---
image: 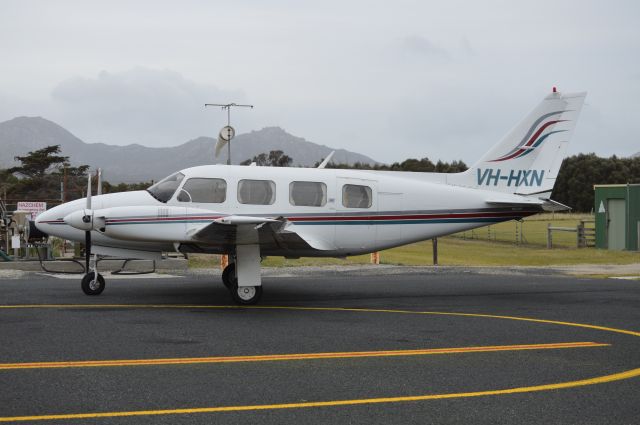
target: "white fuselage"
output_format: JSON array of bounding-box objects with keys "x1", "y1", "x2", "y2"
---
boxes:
[{"x1": 36, "y1": 165, "x2": 538, "y2": 257}]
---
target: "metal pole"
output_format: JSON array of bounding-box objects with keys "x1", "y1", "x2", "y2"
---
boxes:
[
  {"x1": 432, "y1": 238, "x2": 438, "y2": 265},
  {"x1": 227, "y1": 107, "x2": 231, "y2": 165},
  {"x1": 63, "y1": 165, "x2": 68, "y2": 203},
  {"x1": 627, "y1": 184, "x2": 630, "y2": 250}
]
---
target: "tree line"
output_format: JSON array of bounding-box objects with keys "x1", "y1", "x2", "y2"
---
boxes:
[
  {"x1": 2, "y1": 146, "x2": 639, "y2": 212},
  {"x1": 551, "y1": 153, "x2": 640, "y2": 212},
  {"x1": 0, "y1": 146, "x2": 150, "y2": 204}
]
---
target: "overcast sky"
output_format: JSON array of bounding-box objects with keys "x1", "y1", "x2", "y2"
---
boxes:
[{"x1": 1, "y1": 0, "x2": 638, "y2": 163}]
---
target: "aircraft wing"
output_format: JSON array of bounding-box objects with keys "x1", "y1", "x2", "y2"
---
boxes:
[{"x1": 188, "y1": 216, "x2": 335, "y2": 252}]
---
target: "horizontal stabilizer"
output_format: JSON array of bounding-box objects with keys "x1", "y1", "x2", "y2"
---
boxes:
[
  {"x1": 539, "y1": 198, "x2": 571, "y2": 212},
  {"x1": 486, "y1": 197, "x2": 570, "y2": 212},
  {"x1": 486, "y1": 198, "x2": 544, "y2": 206}
]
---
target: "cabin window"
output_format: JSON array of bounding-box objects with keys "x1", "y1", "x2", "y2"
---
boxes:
[
  {"x1": 177, "y1": 178, "x2": 226, "y2": 203},
  {"x1": 289, "y1": 181, "x2": 327, "y2": 207},
  {"x1": 237, "y1": 179, "x2": 276, "y2": 205},
  {"x1": 342, "y1": 184, "x2": 372, "y2": 208},
  {"x1": 146, "y1": 172, "x2": 185, "y2": 203}
]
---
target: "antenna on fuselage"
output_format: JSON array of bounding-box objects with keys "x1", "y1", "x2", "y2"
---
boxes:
[
  {"x1": 317, "y1": 151, "x2": 335, "y2": 169},
  {"x1": 204, "y1": 103, "x2": 254, "y2": 165}
]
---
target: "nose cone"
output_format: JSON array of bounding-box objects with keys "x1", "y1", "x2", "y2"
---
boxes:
[
  {"x1": 63, "y1": 210, "x2": 93, "y2": 231},
  {"x1": 34, "y1": 209, "x2": 64, "y2": 235}
]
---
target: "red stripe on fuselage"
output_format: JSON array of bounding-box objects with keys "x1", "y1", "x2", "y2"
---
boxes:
[
  {"x1": 288, "y1": 211, "x2": 538, "y2": 222},
  {"x1": 106, "y1": 216, "x2": 223, "y2": 223}
]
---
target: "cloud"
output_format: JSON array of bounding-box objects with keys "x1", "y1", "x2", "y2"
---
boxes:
[
  {"x1": 50, "y1": 68, "x2": 246, "y2": 146},
  {"x1": 398, "y1": 35, "x2": 450, "y2": 62}
]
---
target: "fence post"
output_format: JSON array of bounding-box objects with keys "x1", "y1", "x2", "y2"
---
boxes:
[
  {"x1": 577, "y1": 222, "x2": 582, "y2": 248},
  {"x1": 432, "y1": 238, "x2": 438, "y2": 265},
  {"x1": 577, "y1": 221, "x2": 585, "y2": 248},
  {"x1": 547, "y1": 223, "x2": 552, "y2": 249}
]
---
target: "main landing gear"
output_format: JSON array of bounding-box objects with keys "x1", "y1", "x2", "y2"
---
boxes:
[
  {"x1": 222, "y1": 260, "x2": 263, "y2": 305},
  {"x1": 81, "y1": 253, "x2": 105, "y2": 295}
]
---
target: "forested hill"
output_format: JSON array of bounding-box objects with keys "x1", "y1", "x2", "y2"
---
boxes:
[
  {"x1": 0, "y1": 117, "x2": 378, "y2": 183},
  {"x1": 552, "y1": 154, "x2": 640, "y2": 212}
]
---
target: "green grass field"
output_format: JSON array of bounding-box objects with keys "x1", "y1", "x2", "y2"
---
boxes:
[
  {"x1": 455, "y1": 213, "x2": 595, "y2": 247},
  {"x1": 188, "y1": 213, "x2": 638, "y2": 268}
]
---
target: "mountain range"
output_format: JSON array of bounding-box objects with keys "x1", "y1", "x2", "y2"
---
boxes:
[{"x1": 0, "y1": 117, "x2": 378, "y2": 183}]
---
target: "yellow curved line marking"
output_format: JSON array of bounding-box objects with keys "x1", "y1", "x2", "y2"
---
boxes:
[
  {"x1": 1, "y1": 368, "x2": 639, "y2": 422},
  {"x1": 0, "y1": 304, "x2": 639, "y2": 422},
  {"x1": 0, "y1": 342, "x2": 607, "y2": 370},
  {"x1": 2, "y1": 304, "x2": 639, "y2": 337}
]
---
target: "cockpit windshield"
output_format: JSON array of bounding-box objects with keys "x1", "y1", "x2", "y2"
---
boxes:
[{"x1": 146, "y1": 172, "x2": 185, "y2": 203}]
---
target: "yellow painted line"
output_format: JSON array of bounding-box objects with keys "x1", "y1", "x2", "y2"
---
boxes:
[
  {"x1": 2, "y1": 304, "x2": 639, "y2": 337},
  {"x1": 0, "y1": 341, "x2": 607, "y2": 370},
  {"x1": 1, "y1": 367, "x2": 639, "y2": 422},
  {"x1": 0, "y1": 304, "x2": 638, "y2": 422}
]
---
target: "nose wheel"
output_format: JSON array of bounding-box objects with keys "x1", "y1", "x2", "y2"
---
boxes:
[{"x1": 81, "y1": 272, "x2": 105, "y2": 295}]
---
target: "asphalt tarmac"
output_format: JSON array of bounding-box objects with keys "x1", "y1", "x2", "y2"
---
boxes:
[{"x1": 0, "y1": 268, "x2": 639, "y2": 424}]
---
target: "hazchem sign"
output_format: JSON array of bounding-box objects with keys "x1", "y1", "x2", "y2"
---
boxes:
[{"x1": 17, "y1": 202, "x2": 47, "y2": 220}]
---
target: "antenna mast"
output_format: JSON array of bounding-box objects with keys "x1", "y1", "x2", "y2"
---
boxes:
[{"x1": 205, "y1": 103, "x2": 254, "y2": 165}]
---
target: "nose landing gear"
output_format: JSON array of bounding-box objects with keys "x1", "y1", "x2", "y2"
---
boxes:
[{"x1": 81, "y1": 253, "x2": 105, "y2": 295}]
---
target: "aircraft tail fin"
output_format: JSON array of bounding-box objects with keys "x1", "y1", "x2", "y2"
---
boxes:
[{"x1": 448, "y1": 89, "x2": 586, "y2": 196}]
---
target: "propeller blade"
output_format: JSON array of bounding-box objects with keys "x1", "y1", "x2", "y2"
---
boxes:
[
  {"x1": 86, "y1": 172, "x2": 92, "y2": 210},
  {"x1": 97, "y1": 168, "x2": 102, "y2": 196},
  {"x1": 85, "y1": 228, "x2": 91, "y2": 273},
  {"x1": 84, "y1": 171, "x2": 93, "y2": 273}
]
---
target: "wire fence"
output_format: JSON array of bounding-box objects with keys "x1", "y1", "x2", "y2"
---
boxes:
[{"x1": 453, "y1": 213, "x2": 596, "y2": 248}]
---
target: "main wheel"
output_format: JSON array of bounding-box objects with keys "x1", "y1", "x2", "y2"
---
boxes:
[
  {"x1": 221, "y1": 263, "x2": 236, "y2": 289},
  {"x1": 230, "y1": 283, "x2": 263, "y2": 305},
  {"x1": 81, "y1": 272, "x2": 105, "y2": 295}
]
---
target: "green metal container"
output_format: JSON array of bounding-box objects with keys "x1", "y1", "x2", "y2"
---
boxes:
[{"x1": 594, "y1": 184, "x2": 640, "y2": 250}]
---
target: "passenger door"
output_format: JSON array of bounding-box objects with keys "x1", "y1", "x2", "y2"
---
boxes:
[{"x1": 335, "y1": 177, "x2": 377, "y2": 253}]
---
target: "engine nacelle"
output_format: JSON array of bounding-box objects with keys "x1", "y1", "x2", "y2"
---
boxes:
[{"x1": 95, "y1": 206, "x2": 221, "y2": 243}]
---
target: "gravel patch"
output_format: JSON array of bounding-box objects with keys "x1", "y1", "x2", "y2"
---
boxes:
[{"x1": 0, "y1": 270, "x2": 27, "y2": 279}]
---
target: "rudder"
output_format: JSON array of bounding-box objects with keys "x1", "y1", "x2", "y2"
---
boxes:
[{"x1": 448, "y1": 89, "x2": 587, "y2": 197}]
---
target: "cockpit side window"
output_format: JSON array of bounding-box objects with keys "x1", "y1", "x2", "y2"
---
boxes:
[
  {"x1": 177, "y1": 178, "x2": 227, "y2": 203},
  {"x1": 146, "y1": 172, "x2": 185, "y2": 203}
]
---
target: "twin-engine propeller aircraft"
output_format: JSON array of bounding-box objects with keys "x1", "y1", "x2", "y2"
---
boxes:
[{"x1": 36, "y1": 89, "x2": 586, "y2": 304}]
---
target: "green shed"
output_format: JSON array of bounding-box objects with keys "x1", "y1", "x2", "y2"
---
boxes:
[{"x1": 594, "y1": 184, "x2": 640, "y2": 251}]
